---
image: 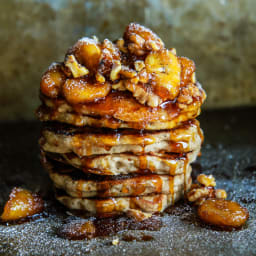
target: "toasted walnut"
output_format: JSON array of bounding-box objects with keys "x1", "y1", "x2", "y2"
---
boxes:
[
  {"x1": 40, "y1": 63, "x2": 66, "y2": 98},
  {"x1": 197, "y1": 174, "x2": 216, "y2": 187},
  {"x1": 187, "y1": 187, "x2": 210, "y2": 202},
  {"x1": 110, "y1": 60, "x2": 122, "y2": 81},
  {"x1": 120, "y1": 66, "x2": 137, "y2": 78},
  {"x1": 134, "y1": 60, "x2": 145, "y2": 72},
  {"x1": 65, "y1": 55, "x2": 89, "y2": 78},
  {"x1": 112, "y1": 81, "x2": 126, "y2": 91},
  {"x1": 124, "y1": 23, "x2": 164, "y2": 56},
  {"x1": 116, "y1": 38, "x2": 128, "y2": 53},
  {"x1": 127, "y1": 209, "x2": 152, "y2": 221},
  {"x1": 97, "y1": 39, "x2": 121, "y2": 78},
  {"x1": 177, "y1": 83, "x2": 201, "y2": 105},
  {"x1": 138, "y1": 69, "x2": 150, "y2": 83},
  {"x1": 1, "y1": 187, "x2": 44, "y2": 222},
  {"x1": 124, "y1": 80, "x2": 161, "y2": 107},
  {"x1": 215, "y1": 189, "x2": 227, "y2": 199}
]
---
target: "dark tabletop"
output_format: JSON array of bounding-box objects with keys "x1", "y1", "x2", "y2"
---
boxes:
[{"x1": 0, "y1": 107, "x2": 255, "y2": 256}]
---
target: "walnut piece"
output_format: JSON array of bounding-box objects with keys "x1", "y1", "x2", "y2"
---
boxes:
[
  {"x1": 110, "y1": 60, "x2": 122, "y2": 81},
  {"x1": 187, "y1": 187, "x2": 210, "y2": 202},
  {"x1": 65, "y1": 55, "x2": 89, "y2": 78},
  {"x1": 197, "y1": 174, "x2": 216, "y2": 187},
  {"x1": 187, "y1": 174, "x2": 227, "y2": 206}
]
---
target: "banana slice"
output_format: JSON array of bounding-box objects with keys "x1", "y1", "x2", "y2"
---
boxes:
[
  {"x1": 40, "y1": 63, "x2": 66, "y2": 98},
  {"x1": 118, "y1": 49, "x2": 181, "y2": 107},
  {"x1": 145, "y1": 49, "x2": 181, "y2": 102},
  {"x1": 62, "y1": 78, "x2": 111, "y2": 104},
  {"x1": 68, "y1": 37, "x2": 101, "y2": 73}
]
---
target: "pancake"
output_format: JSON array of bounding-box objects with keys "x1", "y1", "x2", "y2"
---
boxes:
[
  {"x1": 40, "y1": 82, "x2": 205, "y2": 127},
  {"x1": 44, "y1": 148, "x2": 199, "y2": 176},
  {"x1": 37, "y1": 104, "x2": 201, "y2": 130},
  {"x1": 55, "y1": 183, "x2": 191, "y2": 216},
  {"x1": 39, "y1": 120, "x2": 203, "y2": 157},
  {"x1": 42, "y1": 155, "x2": 192, "y2": 198}
]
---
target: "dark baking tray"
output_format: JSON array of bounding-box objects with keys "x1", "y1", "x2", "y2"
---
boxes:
[{"x1": 0, "y1": 107, "x2": 255, "y2": 256}]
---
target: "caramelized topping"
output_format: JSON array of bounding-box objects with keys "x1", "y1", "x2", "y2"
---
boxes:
[
  {"x1": 0, "y1": 187, "x2": 44, "y2": 223},
  {"x1": 198, "y1": 198, "x2": 249, "y2": 228},
  {"x1": 40, "y1": 23, "x2": 203, "y2": 108}
]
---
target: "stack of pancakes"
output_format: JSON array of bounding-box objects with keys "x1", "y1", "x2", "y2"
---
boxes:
[{"x1": 37, "y1": 23, "x2": 206, "y2": 219}]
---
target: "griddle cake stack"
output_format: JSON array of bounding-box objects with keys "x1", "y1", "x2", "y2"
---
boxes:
[{"x1": 37, "y1": 23, "x2": 206, "y2": 219}]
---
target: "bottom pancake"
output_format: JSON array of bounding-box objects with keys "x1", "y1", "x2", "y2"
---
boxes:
[
  {"x1": 56, "y1": 182, "x2": 191, "y2": 216},
  {"x1": 42, "y1": 155, "x2": 192, "y2": 198}
]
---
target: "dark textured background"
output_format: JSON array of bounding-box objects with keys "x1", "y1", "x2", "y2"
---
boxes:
[{"x1": 0, "y1": 0, "x2": 256, "y2": 120}]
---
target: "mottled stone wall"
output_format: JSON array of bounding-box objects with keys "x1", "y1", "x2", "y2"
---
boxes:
[{"x1": 0, "y1": 0, "x2": 256, "y2": 120}]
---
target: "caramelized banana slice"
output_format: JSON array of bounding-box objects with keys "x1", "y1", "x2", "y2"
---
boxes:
[
  {"x1": 62, "y1": 78, "x2": 111, "y2": 104},
  {"x1": 1, "y1": 187, "x2": 44, "y2": 222},
  {"x1": 145, "y1": 49, "x2": 181, "y2": 102},
  {"x1": 40, "y1": 63, "x2": 66, "y2": 98},
  {"x1": 68, "y1": 37, "x2": 101, "y2": 73},
  {"x1": 198, "y1": 198, "x2": 249, "y2": 228},
  {"x1": 124, "y1": 23, "x2": 164, "y2": 55}
]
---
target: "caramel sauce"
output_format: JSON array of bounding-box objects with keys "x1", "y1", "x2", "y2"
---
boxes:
[
  {"x1": 57, "y1": 215, "x2": 161, "y2": 240},
  {"x1": 170, "y1": 141, "x2": 189, "y2": 152},
  {"x1": 139, "y1": 155, "x2": 147, "y2": 170}
]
